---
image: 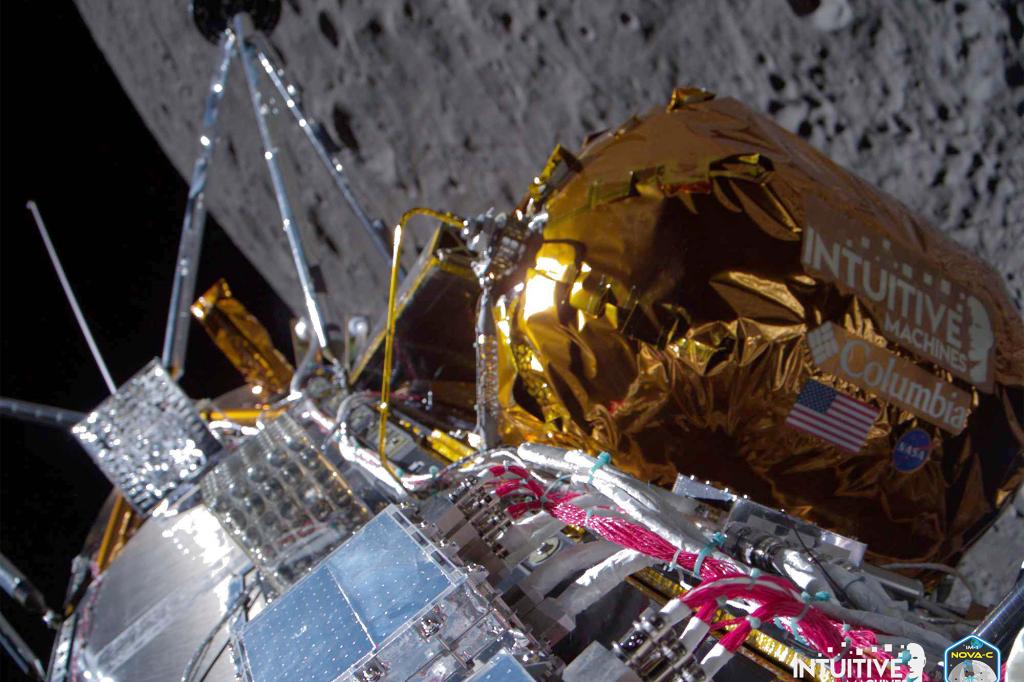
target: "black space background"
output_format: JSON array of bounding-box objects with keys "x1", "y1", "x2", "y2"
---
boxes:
[{"x1": 1, "y1": 2, "x2": 293, "y2": 676}]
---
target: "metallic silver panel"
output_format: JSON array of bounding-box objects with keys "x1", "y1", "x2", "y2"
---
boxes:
[
  {"x1": 72, "y1": 360, "x2": 222, "y2": 514},
  {"x1": 725, "y1": 498, "x2": 867, "y2": 567},
  {"x1": 465, "y1": 652, "x2": 535, "y2": 682},
  {"x1": 73, "y1": 505, "x2": 249, "y2": 681},
  {"x1": 240, "y1": 508, "x2": 463, "y2": 682}
]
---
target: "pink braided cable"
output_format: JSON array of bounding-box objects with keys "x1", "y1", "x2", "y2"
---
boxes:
[{"x1": 485, "y1": 465, "x2": 901, "y2": 680}]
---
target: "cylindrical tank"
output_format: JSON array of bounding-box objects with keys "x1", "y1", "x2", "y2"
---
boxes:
[{"x1": 495, "y1": 88, "x2": 1024, "y2": 565}]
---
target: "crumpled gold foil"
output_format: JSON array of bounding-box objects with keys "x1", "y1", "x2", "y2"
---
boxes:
[
  {"x1": 191, "y1": 279, "x2": 294, "y2": 396},
  {"x1": 496, "y1": 88, "x2": 1024, "y2": 565}
]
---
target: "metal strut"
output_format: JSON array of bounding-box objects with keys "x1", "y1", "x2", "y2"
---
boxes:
[
  {"x1": 27, "y1": 201, "x2": 117, "y2": 395},
  {"x1": 0, "y1": 613, "x2": 45, "y2": 680},
  {"x1": 249, "y1": 33, "x2": 395, "y2": 270},
  {"x1": 234, "y1": 14, "x2": 330, "y2": 351},
  {"x1": 160, "y1": 30, "x2": 237, "y2": 380},
  {"x1": 0, "y1": 397, "x2": 85, "y2": 429},
  {"x1": 162, "y1": 5, "x2": 389, "y2": 370}
]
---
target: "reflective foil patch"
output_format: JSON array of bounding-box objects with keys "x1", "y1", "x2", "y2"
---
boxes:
[{"x1": 494, "y1": 92, "x2": 1024, "y2": 565}]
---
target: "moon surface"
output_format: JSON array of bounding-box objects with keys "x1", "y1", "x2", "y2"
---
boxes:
[{"x1": 73, "y1": 0, "x2": 1023, "y2": 324}]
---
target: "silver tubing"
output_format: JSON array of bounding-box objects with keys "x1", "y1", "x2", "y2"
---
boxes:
[
  {"x1": 289, "y1": 335, "x2": 319, "y2": 396},
  {"x1": 250, "y1": 36, "x2": 393, "y2": 268},
  {"x1": 0, "y1": 612, "x2": 44, "y2": 680},
  {"x1": 474, "y1": 283, "x2": 500, "y2": 449},
  {"x1": 0, "y1": 553, "x2": 57, "y2": 627},
  {"x1": 234, "y1": 15, "x2": 329, "y2": 350},
  {"x1": 973, "y1": 576, "x2": 1024, "y2": 660},
  {"x1": 0, "y1": 397, "x2": 85, "y2": 429},
  {"x1": 26, "y1": 201, "x2": 117, "y2": 395},
  {"x1": 161, "y1": 30, "x2": 237, "y2": 379}
]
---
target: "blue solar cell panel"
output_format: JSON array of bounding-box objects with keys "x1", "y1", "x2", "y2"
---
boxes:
[
  {"x1": 323, "y1": 512, "x2": 454, "y2": 644},
  {"x1": 241, "y1": 509, "x2": 463, "y2": 682},
  {"x1": 466, "y1": 652, "x2": 535, "y2": 682},
  {"x1": 243, "y1": 567, "x2": 372, "y2": 682}
]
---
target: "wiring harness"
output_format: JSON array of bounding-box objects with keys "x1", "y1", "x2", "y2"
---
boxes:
[{"x1": 483, "y1": 462, "x2": 914, "y2": 682}]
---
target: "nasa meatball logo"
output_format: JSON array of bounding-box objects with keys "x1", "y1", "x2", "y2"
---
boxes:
[
  {"x1": 892, "y1": 429, "x2": 932, "y2": 473},
  {"x1": 945, "y1": 635, "x2": 1001, "y2": 682}
]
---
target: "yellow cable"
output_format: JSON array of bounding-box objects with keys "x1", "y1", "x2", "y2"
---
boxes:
[
  {"x1": 397, "y1": 207, "x2": 465, "y2": 231},
  {"x1": 378, "y1": 208, "x2": 466, "y2": 484},
  {"x1": 96, "y1": 495, "x2": 128, "y2": 572}
]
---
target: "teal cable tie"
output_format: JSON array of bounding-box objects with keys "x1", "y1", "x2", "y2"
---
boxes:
[
  {"x1": 588, "y1": 452, "x2": 611, "y2": 485},
  {"x1": 693, "y1": 532, "x2": 725, "y2": 578},
  {"x1": 540, "y1": 474, "x2": 570, "y2": 506},
  {"x1": 667, "y1": 547, "x2": 683, "y2": 572},
  {"x1": 790, "y1": 589, "x2": 827, "y2": 636}
]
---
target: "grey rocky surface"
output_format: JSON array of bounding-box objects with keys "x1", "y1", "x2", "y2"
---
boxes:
[
  {"x1": 952, "y1": 485, "x2": 1023, "y2": 608},
  {"x1": 74, "y1": 0, "x2": 1023, "y2": 323},
  {"x1": 74, "y1": 0, "x2": 1022, "y2": 604}
]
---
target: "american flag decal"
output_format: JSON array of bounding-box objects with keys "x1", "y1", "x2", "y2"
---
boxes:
[{"x1": 785, "y1": 380, "x2": 879, "y2": 452}]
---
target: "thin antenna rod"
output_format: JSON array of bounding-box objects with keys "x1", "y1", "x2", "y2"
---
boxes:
[{"x1": 26, "y1": 201, "x2": 117, "y2": 394}]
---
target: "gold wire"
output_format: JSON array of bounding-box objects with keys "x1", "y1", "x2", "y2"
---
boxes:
[
  {"x1": 377, "y1": 208, "x2": 466, "y2": 484},
  {"x1": 95, "y1": 495, "x2": 129, "y2": 572}
]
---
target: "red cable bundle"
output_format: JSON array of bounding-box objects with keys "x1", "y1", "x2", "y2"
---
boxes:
[
  {"x1": 485, "y1": 465, "x2": 738, "y2": 581},
  {"x1": 484, "y1": 465, "x2": 901, "y2": 681}
]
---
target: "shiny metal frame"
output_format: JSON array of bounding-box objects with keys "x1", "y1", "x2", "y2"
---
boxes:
[
  {"x1": 0, "y1": 396, "x2": 85, "y2": 429},
  {"x1": 234, "y1": 15, "x2": 329, "y2": 351},
  {"x1": 161, "y1": 31, "x2": 236, "y2": 379},
  {"x1": 249, "y1": 34, "x2": 393, "y2": 268},
  {"x1": 161, "y1": 15, "x2": 392, "y2": 371},
  {"x1": 1, "y1": 612, "x2": 45, "y2": 680}
]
